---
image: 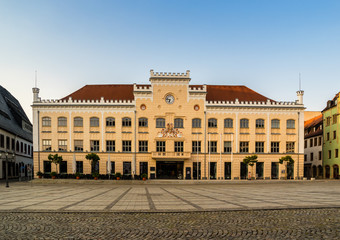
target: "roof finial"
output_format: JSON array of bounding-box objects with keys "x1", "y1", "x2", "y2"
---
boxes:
[{"x1": 35, "y1": 70, "x2": 37, "y2": 88}]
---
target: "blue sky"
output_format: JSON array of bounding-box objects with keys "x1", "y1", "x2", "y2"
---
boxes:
[{"x1": 1, "y1": 0, "x2": 340, "y2": 120}]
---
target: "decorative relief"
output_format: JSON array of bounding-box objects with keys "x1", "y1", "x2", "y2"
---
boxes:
[{"x1": 157, "y1": 123, "x2": 182, "y2": 138}]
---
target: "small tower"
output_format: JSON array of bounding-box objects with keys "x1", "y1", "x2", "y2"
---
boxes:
[
  {"x1": 32, "y1": 87, "x2": 40, "y2": 102},
  {"x1": 296, "y1": 90, "x2": 304, "y2": 104}
]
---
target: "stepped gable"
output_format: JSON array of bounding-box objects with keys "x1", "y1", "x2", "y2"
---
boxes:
[
  {"x1": 61, "y1": 84, "x2": 135, "y2": 101},
  {"x1": 192, "y1": 85, "x2": 275, "y2": 103},
  {"x1": 62, "y1": 84, "x2": 275, "y2": 102}
]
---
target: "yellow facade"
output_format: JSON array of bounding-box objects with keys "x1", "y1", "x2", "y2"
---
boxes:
[{"x1": 32, "y1": 70, "x2": 304, "y2": 180}]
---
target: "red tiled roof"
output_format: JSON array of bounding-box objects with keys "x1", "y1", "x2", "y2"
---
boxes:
[
  {"x1": 304, "y1": 114, "x2": 323, "y2": 129},
  {"x1": 61, "y1": 84, "x2": 275, "y2": 102}
]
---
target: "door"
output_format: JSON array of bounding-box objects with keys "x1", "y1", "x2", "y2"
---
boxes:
[
  {"x1": 193, "y1": 162, "x2": 201, "y2": 180},
  {"x1": 287, "y1": 162, "x2": 294, "y2": 179},
  {"x1": 185, "y1": 167, "x2": 191, "y2": 180},
  {"x1": 240, "y1": 162, "x2": 248, "y2": 179},
  {"x1": 210, "y1": 162, "x2": 216, "y2": 179},
  {"x1": 140, "y1": 162, "x2": 148, "y2": 175},
  {"x1": 256, "y1": 162, "x2": 263, "y2": 179},
  {"x1": 271, "y1": 162, "x2": 279, "y2": 179},
  {"x1": 224, "y1": 162, "x2": 231, "y2": 180}
]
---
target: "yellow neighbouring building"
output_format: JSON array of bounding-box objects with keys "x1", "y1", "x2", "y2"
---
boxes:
[{"x1": 32, "y1": 70, "x2": 305, "y2": 180}]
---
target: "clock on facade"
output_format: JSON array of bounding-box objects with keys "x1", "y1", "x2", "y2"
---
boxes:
[{"x1": 165, "y1": 94, "x2": 175, "y2": 104}]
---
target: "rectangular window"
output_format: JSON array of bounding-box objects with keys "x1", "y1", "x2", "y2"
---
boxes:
[
  {"x1": 327, "y1": 132, "x2": 330, "y2": 141},
  {"x1": 58, "y1": 140, "x2": 67, "y2": 151},
  {"x1": 0, "y1": 134, "x2": 4, "y2": 148},
  {"x1": 90, "y1": 118, "x2": 99, "y2": 127},
  {"x1": 76, "y1": 161, "x2": 83, "y2": 173},
  {"x1": 42, "y1": 139, "x2": 52, "y2": 151},
  {"x1": 319, "y1": 151, "x2": 322, "y2": 160},
  {"x1": 239, "y1": 142, "x2": 249, "y2": 153},
  {"x1": 318, "y1": 137, "x2": 322, "y2": 146},
  {"x1": 271, "y1": 142, "x2": 280, "y2": 153},
  {"x1": 139, "y1": 141, "x2": 148, "y2": 152},
  {"x1": 90, "y1": 140, "x2": 100, "y2": 152},
  {"x1": 58, "y1": 117, "x2": 67, "y2": 127},
  {"x1": 326, "y1": 117, "x2": 331, "y2": 126},
  {"x1": 286, "y1": 142, "x2": 295, "y2": 153},
  {"x1": 224, "y1": 141, "x2": 232, "y2": 153},
  {"x1": 109, "y1": 162, "x2": 115, "y2": 174},
  {"x1": 122, "y1": 140, "x2": 131, "y2": 152},
  {"x1": 174, "y1": 141, "x2": 184, "y2": 152},
  {"x1": 333, "y1": 114, "x2": 337, "y2": 124},
  {"x1": 59, "y1": 161, "x2": 67, "y2": 174},
  {"x1": 42, "y1": 117, "x2": 51, "y2": 127},
  {"x1": 106, "y1": 140, "x2": 115, "y2": 152},
  {"x1": 123, "y1": 162, "x2": 131, "y2": 175},
  {"x1": 334, "y1": 131, "x2": 337, "y2": 139},
  {"x1": 11, "y1": 138, "x2": 15, "y2": 151},
  {"x1": 314, "y1": 138, "x2": 317, "y2": 147},
  {"x1": 122, "y1": 118, "x2": 132, "y2": 127},
  {"x1": 304, "y1": 140, "x2": 307, "y2": 148},
  {"x1": 74, "y1": 118, "x2": 83, "y2": 127},
  {"x1": 192, "y1": 119, "x2": 201, "y2": 128},
  {"x1": 304, "y1": 154, "x2": 307, "y2": 161},
  {"x1": 255, "y1": 142, "x2": 264, "y2": 153},
  {"x1": 43, "y1": 160, "x2": 51, "y2": 173},
  {"x1": 310, "y1": 152, "x2": 313, "y2": 161},
  {"x1": 309, "y1": 139, "x2": 313, "y2": 147},
  {"x1": 192, "y1": 141, "x2": 201, "y2": 153},
  {"x1": 336, "y1": 149, "x2": 339, "y2": 158},
  {"x1": 6, "y1": 136, "x2": 10, "y2": 149},
  {"x1": 208, "y1": 141, "x2": 217, "y2": 153},
  {"x1": 138, "y1": 118, "x2": 148, "y2": 127},
  {"x1": 156, "y1": 141, "x2": 166, "y2": 152},
  {"x1": 74, "y1": 140, "x2": 83, "y2": 152},
  {"x1": 328, "y1": 150, "x2": 332, "y2": 159},
  {"x1": 106, "y1": 118, "x2": 115, "y2": 127}
]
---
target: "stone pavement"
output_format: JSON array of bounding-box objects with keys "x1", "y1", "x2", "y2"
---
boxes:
[
  {"x1": 0, "y1": 180, "x2": 340, "y2": 212},
  {"x1": 0, "y1": 208, "x2": 339, "y2": 239},
  {"x1": 1, "y1": 180, "x2": 340, "y2": 239}
]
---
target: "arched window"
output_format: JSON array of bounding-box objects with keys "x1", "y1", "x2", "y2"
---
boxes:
[
  {"x1": 224, "y1": 118, "x2": 233, "y2": 128},
  {"x1": 106, "y1": 117, "x2": 115, "y2": 127},
  {"x1": 174, "y1": 118, "x2": 183, "y2": 128},
  {"x1": 156, "y1": 118, "x2": 165, "y2": 128},
  {"x1": 256, "y1": 119, "x2": 265, "y2": 128},
  {"x1": 208, "y1": 118, "x2": 217, "y2": 128},
  {"x1": 74, "y1": 117, "x2": 83, "y2": 127},
  {"x1": 58, "y1": 117, "x2": 67, "y2": 127},
  {"x1": 90, "y1": 117, "x2": 99, "y2": 127},
  {"x1": 139, "y1": 117, "x2": 148, "y2": 127},
  {"x1": 240, "y1": 119, "x2": 249, "y2": 128},
  {"x1": 287, "y1": 119, "x2": 295, "y2": 129},
  {"x1": 271, "y1": 119, "x2": 280, "y2": 129},
  {"x1": 192, "y1": 118, "x2": 201, "y2": 128},
  {"x1": 42, "y1": 117, "x2": 51, "y2": 127},
  {"x1": 122, "y1": 117, "x2": 132, "y2": 127}
]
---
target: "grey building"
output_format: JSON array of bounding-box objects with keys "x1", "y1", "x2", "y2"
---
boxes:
[{"x1": 0, "y1": 85, "x2": 33, "y2": 180}]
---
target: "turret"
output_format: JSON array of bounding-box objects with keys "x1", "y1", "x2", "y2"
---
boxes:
[
  {"x1": 296, "y1": 90, "x2": 304, "y2": 104},
  {"x1": 32, "y1": 87, "x2": 40, "y2": 102}
]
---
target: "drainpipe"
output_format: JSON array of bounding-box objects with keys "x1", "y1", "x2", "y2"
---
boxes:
[
  {"x1": 204, "y1": 111, "x2": 207, "y2": 179},
  {"x1": 133, "y1": 110, "x2": 137, "y2": 179}
]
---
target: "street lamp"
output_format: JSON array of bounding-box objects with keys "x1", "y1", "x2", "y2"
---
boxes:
[{"x1": 0, "y1": 152, "x2": 15, "y2": 188}]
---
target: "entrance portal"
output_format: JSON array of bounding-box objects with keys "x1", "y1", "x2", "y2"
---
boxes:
[{"x1": 156, "y1": 161, "x2": 184, "y2": 179}]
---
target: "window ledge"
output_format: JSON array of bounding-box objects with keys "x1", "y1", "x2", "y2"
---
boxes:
[
  {"x1": 57, "y1": 131, "x2": 67, "y2": 133},
  {"x1": 74, "y1": 131, "x2": 83, "y2": 133},
  {"x1": 106, "y1": 131, "x2": 115, "y2": 133},
  {"x1": 90, "y1": 131, "x2": 100, "y2": 133},
  {"x1": 42, "y1": 131, "x2": 51, "y2": 133}
]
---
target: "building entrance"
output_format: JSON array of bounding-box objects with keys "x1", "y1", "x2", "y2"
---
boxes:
[{"x1": 156, "y1": 161, "x2": 184, "y2": 179}]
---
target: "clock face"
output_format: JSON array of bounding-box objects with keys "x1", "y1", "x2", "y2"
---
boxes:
[{"x1": 165, "y1": 95, "x2": 175, "y2": 104}]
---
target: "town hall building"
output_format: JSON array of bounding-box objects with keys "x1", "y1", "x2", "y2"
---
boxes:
[{"x1": 32, "y1": 70, "x2": 305, "y2": 180}]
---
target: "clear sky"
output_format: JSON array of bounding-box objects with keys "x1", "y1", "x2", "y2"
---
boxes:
[{"x1": 1, "y1": 0, "x2": 339, "y2": 121}]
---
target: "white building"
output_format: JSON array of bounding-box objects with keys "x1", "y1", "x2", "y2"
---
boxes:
[{"x1": 304, "y1": 114, "x2": 323, "y2": 179}]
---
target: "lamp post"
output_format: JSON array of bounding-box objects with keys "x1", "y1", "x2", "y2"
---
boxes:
[{"x1": 0, "y1": 152, "x2": 15, "y2": 188}]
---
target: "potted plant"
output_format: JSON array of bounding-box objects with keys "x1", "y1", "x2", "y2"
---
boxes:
[
  {"x1": 50, "y1": 171, "x2": 57, "y2": 179},
  {"x1": 141, "y1": 173, "x2": 148, "y2": 181},
  {"x1": 92, "y1": 172, "x2": 99, "y2": 180},
  {"x1": 37, "y1": 171, "x2": 43, "y2": 179},
  {"x1": 115, "y1": 172, "x2": 121, "y2": 180},
  {"x1": 75, "y1": 172, "x2": 82, "y2": 180}
]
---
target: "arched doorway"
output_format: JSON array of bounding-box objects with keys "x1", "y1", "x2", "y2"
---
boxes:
[
  {"x1": 333, "y1": 165, "x2": 339, "y2": 179},
  {"x1": 325, "y1": 165, "x2": 330, "y2": 179},
  {"x1": 318, "y1": 165, "x2": 323, "y2": 178},
  {"x1": 312, "y1": 166, "x2": 317, "y2": 178}
]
